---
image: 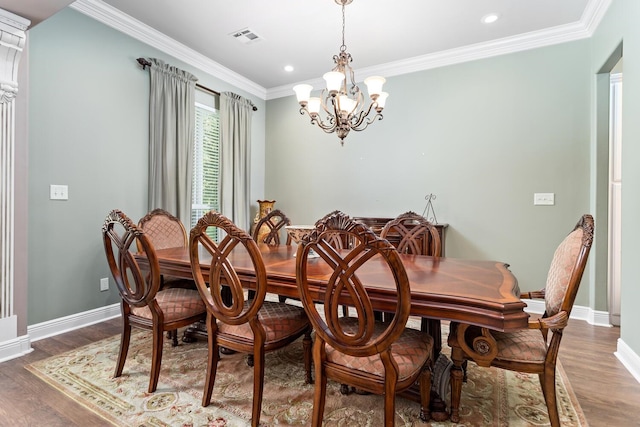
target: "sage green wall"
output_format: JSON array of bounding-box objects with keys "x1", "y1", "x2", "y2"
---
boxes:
[
  {"x1": 266, "y1": 40, "x2": 592, "y2": 304},
  {"x1": 27, "y1": 8, "x2": 266, "y2": 324},
  {"x1": 591, "y1": 0, "x2": 640, "y2": 354}
]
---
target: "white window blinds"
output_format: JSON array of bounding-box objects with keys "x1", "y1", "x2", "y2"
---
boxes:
[{"x1": 191, "y1": 102, "x2": 220, "y2": 237}]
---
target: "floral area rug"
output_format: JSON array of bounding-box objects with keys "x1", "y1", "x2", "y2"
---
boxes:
[{"x1": 26, "y1": 320, "x2": 588, "y2": 427}]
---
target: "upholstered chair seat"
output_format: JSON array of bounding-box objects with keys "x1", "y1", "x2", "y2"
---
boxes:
[
  {"x1": 491, "y1": 329, "x2": 548, "y2": 363},
  {"x1": 218, "y1": 301, "x2": 310, "y2": 343},
  {"x1": 325, "y1": 317, "x2": 434, "y2": 380},
  {"x1": 130, "y1": 287, "x2": 206, "y2": 322}
]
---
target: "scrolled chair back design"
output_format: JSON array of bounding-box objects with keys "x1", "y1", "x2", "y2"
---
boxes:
[
  {"x1": 103, "y1": 209, "x2": 160, "y2": 307},
  {"x1": 189, "y1": 210, "x2": 267, "y2": 324},
  {"x1": 298, "y1": 210, "x2": 411, "y2": 357},
  {"x1": 252, "y1": 208, "x2": 292, "y2": 246},
  {"x1": 380, "y1": 210, "x2": 441, "y2": 256}
]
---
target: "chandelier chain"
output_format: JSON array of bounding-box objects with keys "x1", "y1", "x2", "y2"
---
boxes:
[{"x1": 340, "y1": 3, "x2": 346, "y2": 52}]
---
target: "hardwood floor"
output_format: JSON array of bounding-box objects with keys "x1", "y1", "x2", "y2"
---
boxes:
[{"x1": 0, "y1": 317, "x2": 638, "y2": 426}]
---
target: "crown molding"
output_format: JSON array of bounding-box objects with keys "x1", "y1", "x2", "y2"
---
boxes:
[
  {"x1": 0, "y1": 8, "x2": 30, "y2": 31},
  {"x1": 69, "y1": 0, "x2": 611, "y2": 102},
  {"x1": 267, "y1": 0, "x2": 613, "y2": 100},
  {"x1": 70, "y1": 0, "x2": 267, "y2": 100}
]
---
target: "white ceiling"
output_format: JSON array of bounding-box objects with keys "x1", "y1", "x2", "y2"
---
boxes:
[{"x1": 0, "y1": 0, "x2": 610, "y2": 97}]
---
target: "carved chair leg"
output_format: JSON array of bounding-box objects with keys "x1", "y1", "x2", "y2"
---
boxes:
[
  {"x1": 202, "y1": 317, "x2": 219, "y2": 407},
  {"x1": 251, "y1": 347, "x2": 266, "y2": 427},
  {"x1": 114, "y1": 323, "x2": 131, "y2": 378},
  {"x1": 419, "y1": 366, "x2": 432, "y2": 422},
  {"x1": 541, "y1": 369, "x2": 560, "y2": 427},
  {"x1": 303, "y1": 330, "x2": 313, "y2": 384},
  {"x1": 314, "y1": 373, "x2": 328, "y2": 427},
  {"x1": 339, "y1": 384, "x2": 353, "y2": 395},
  {"x1": 148, "y1": 325, "x2": 164, "y2": 393},
  {"x1": 167, "y1": 329, "x2": 178, "y2": 347}
]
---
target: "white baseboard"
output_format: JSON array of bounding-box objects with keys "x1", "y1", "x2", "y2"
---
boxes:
[
  {"x1": 524, "y1": 299, "x2": 640, "y2": 385},
  {"x1": 0, "y1": 303, "x2": 121, "y2": 363},
  {"x1": 615, "y1": 338, "x2": 640, "y2": 384},
  {"x1": 522, "y1": 299, "x2": 612, "y2": 327},
  {"x1": 0, "y1": 334, "x2": 33, "y2": 363},
  {"x1": 27, "y1": 303, "x2": 121, "y2": 342}
]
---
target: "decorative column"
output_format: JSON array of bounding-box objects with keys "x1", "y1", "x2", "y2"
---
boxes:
[{"x1": 0, "y1": 8, "x2": 29, "y2": 344}]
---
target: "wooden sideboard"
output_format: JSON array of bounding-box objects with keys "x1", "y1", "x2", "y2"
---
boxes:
[{"x1": 353, "y1": 216, "x2": 448, "y2": 255}]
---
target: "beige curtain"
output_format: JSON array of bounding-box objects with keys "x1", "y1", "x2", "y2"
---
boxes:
[
  {"x1": 220, "y1": 92, "x2": 254, "y2": 231},
  {"x1": 147, "y1": 58, "x2": 197, "y2": 228}
]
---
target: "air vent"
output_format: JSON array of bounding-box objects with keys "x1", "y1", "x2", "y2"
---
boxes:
[{"x1": 229, "y1": 28, "x2": 263, "y2": 44}]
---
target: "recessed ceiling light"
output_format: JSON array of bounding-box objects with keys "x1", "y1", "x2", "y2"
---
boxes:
[
  {"x1": 482, "y1": 13, "x2": 499, "y2": 24},
  {"x1": 284, "y1": 65, "x2": 294, "y2": 72}
]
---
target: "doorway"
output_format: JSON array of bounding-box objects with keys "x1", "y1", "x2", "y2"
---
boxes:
[{"x1": 608, "y1": 61, "x2": 623, "y2": 326}]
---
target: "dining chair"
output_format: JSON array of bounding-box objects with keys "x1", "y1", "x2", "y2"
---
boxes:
[
  {"x1": 189, "y1": 210, "x2": 312, "y2": 427},
  {"x1": 380, "y1": 211, "x2": 443, "y2": 345},
  {"x1": 252, "y1": 208, "x2": 292, "y2": 246},
  {"x1": 137, "y1": 208, "x2": 197, "y2": 345},
  {"x1": 451, "y1": 214, "x2": 594, "y2": 427},
  {"x1": 380, "y1": 211, "x2": 441, "y2": 256},
  {"x1": 250, "y1": 208, "x2": 291, "y2": 303},
  {"x1": 296, "y1": 210, "x2": 434, "y2": 427},
  {"x1": 102, "y1": 209, "x2": 206, "y2": 393}
]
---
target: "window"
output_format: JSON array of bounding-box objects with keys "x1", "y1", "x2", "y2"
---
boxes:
[{"x1": 191, "y1": 102, "x2": 220, "y2": 238}]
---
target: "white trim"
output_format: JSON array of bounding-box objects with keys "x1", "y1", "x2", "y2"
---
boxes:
[
  {"x1": 267, "y1": 0, "x2": 613, "y2": 99},
  {"x1": 0, "y1": 315, "x2": 17, "y2": 341},
  {"x1": 522, "y1": 299, "x2": 612, "y2": 327},
  {"x1": 0, "y1": 303, "x2": 121, "y2": 363},
  {"x1": 69, "y1": 0, "x2": 267, "y2": 100},
  {"x1": 0, "y1": 333, "x2": 32, "y2": 363},
  {"x1": 27, "y1": 303, "x2": 121, "y2": 342},
  {"x1": 616, "y1": 338, "x2": 640, "y2": 385},
  {"x1": 69, "y1": 0, "x2": 612, "y2": 101}
]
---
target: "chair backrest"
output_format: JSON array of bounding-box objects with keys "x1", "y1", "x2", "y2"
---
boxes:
[
  {"x1": 380, "y1": 211, "x2": 441, "y2": 256},
  {"x1": 252, "y1": 208, "x2": 292, "y2": 246},
  {"x1": 544, "y1": 214, "x2": 594, "y2": 318},
  {"x1": 296, "y1": 211, "x2": 411, "y2": 358},
  {"x1": 190, "y1": 210, "x2": 267, "y2": 324},
  {"x1": 103, "y1": 209, "x2": 161, "y2": 309},
  {"x1": 137, "y1": 208, "x2": 188, "y2": 252}
]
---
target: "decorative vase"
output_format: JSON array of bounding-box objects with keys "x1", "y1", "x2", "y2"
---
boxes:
[{"x1": 254, "y1": 199, "x2": 276, "y2": 242}]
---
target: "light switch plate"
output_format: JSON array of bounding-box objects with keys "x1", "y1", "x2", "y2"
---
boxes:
[{"x1": 534, "y1": 193, "x2": 555, "y2": 206}]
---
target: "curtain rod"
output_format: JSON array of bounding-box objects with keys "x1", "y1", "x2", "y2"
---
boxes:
[{"x1": 136, "y1": 58, "x2": 258, "y2": 111}]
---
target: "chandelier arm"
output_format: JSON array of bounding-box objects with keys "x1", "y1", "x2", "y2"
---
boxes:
[
  {"x1": 349, "y1": 99, "x2": 377, "y2": 129},
  {"x1": 313, "y1": 119, "x2": 338, "y2": 133},
  {"x1": 299, "y1": 105, "x2": 338, "y2": 132},
  {"x1": 351, "y1": 113, "x2": 383, "y2": 132},
  {"x1": 311, "y1": 113, "x2": 338, "y2": 133}
]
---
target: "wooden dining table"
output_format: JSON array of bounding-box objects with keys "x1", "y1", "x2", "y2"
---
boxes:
[{"x1": 136, "y1": 243, "x2": 529, "y2": 422}]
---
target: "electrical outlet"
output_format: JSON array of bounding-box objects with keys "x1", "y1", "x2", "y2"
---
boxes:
[
  {"x1": 50, "y1": 184, "x2": 69, "y2": 200},
  {"x1": 100, "y1": 277, "x2": 109, "y2": 292},
  {"x1": 533, "y1": 193, "x2": 555, "y2": 206}
]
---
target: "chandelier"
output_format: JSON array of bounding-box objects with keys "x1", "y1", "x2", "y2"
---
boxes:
[{"x1": 293, "y1": 0, "x2": 388, "y2": 145}]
